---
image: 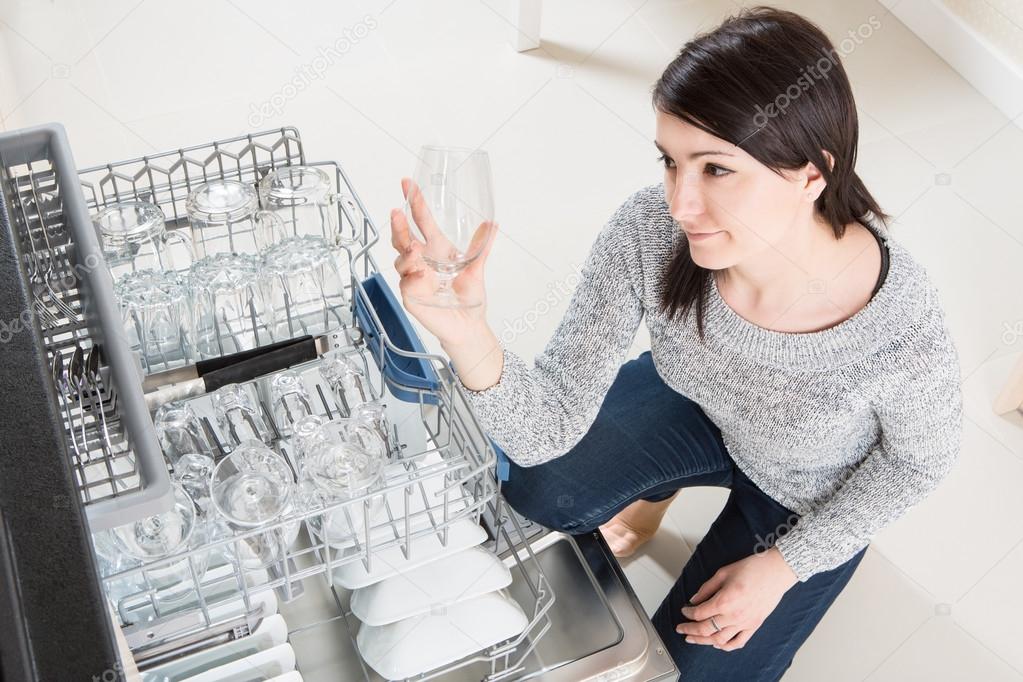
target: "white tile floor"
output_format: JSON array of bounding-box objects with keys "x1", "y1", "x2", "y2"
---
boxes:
[{"x1": 3, "y1": 0, "x2": 1021, "y2": 679}]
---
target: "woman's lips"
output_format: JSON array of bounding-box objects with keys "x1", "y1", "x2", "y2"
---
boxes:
[{"x1": 686, "y1": 230, "x2": 722, "y2": 241}]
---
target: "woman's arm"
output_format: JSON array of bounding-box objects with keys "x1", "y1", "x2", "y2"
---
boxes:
[
  {"x1": 448, "y1": 189, "x2": 651, "y2": 467},
  {"x1": 774, "y1": 302, "x2": 964, "y2": 582}
]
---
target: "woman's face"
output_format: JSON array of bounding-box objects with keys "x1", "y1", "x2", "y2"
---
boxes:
[{"x1": 655, "y1": 109, "x2": 820, "y2": 270}]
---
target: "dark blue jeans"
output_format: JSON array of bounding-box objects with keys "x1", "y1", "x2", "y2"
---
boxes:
[{"x1": 500, "y1": 350, "x2": 866, "y2": 681}]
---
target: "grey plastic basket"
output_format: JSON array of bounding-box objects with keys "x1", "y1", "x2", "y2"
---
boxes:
[{"x1": 0, "y1": 123, "x2": 173, "y2": 531}]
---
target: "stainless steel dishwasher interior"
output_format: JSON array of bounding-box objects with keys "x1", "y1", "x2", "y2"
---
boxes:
[{"x1": 279, "y1": 526, "x2": 678, "y2": 681}]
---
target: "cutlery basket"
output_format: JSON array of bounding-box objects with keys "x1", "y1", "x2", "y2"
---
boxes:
[{"x1": 0, "y1": 123, "x2": 173, "y2": 531}]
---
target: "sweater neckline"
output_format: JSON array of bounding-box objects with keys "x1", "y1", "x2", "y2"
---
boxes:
[{"x1": 701, "y1": 225, "x2": 926, "y2": 370}]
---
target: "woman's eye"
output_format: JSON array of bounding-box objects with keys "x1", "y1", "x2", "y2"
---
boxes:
[
  {"x1": 656, "y1": 155, "x2": 731, "y2": 176},
  {"x1": 705, "y1": 163, "x2": 732, "y2": 177}
]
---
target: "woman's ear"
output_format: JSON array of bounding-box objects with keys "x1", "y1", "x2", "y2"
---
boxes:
[{"x1": 799, "y1": 150, "x2": 833, "y2": 201}]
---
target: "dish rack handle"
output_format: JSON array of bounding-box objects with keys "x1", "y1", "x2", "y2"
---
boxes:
[{"x1": 353, "y1": 272, "x2": 511, "y2": 481}]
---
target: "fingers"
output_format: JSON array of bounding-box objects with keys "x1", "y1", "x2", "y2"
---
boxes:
[
  {"x1": 397, "y1": 266, "x2": 427, "y2": 296},
  {"x1": 717, "y1": 629, "x2": 754, "y2": 652},
  {"x1": 393, "y1": 241, "x2": 425, "y2": 276},
  {"x1": 684, "y1": 571, "x2": 728, "y2": 620},
  {"x1": 676, "y1": 617, "x2": 727, "y2": 638},
  {"x1": 681, "y1": 624, "x2": 742, "y2": 648},
  {"x1": 401, "y1": 177, "x2": 442, "y2": 240},
  {"x1": 390, "y1": 207, "x2": 412, "y2": 252}
]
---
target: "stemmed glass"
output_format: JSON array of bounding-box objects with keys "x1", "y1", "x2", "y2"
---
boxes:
[
  {"x1": 302, "y1": 420, "x2": 386, "y2": 548},
  {"x1": 402, "y1": 146, "x2": 496, "y2": 309},
  {"x1": 211, "y1": 441, "x2": 298, "y2": 571},
  {"x1": 103, "y1": 483, "x2": 211, "y2": 607}
]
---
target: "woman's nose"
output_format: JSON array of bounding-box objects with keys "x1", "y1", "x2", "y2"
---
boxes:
[{"x1": 670, "y1": 171, "x2": 705, "y2": 222}]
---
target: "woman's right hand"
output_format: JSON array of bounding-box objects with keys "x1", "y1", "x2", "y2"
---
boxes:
[{"x1": 390, "y1": 177, "x2": 499, "y2": 347}]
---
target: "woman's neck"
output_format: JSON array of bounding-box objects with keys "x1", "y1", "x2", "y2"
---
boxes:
[{"x1": 714, "y1": 216, "x2": 877, "y2": 333}]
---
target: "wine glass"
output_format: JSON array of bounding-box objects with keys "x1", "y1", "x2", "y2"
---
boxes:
[
  {"x1": 105, "y1": 483, "x2": 210, "y2": 606},
  {"x1": 303, "y1": 422, "x2": 384, "y2": 501},
  {"x1": 210, "y1": 441, "x2": 298, "y2": 570},
  {"x1": 402, "y1": 146, "x2": 496, "y2": 309}
]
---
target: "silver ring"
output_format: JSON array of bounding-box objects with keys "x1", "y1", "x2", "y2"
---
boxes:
[{"x1": 710, "y1": 616, "x2": 721, "y2": 633}]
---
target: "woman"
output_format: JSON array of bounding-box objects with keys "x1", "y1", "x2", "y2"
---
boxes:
[{"x1": 390, "y1": 6, "x2": 962, "y2": 680}]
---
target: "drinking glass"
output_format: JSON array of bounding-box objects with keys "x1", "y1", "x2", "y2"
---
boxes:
[
  {"x1": 186, "y1": 180, "x2": 285, "y2": 258},
  {"x1": 114, "y1": 268, "x2": 193, "y2": 370},
  {"x1": 211, "y1": 441, "x2": 298, "y2": 570},
  {"x1": 94, "y1": 201, "x2": 192, "y2": 282},
  {"x1": 301, "y1": 477, "x2": 385, "y2": 549},
  {"x1": 212, "y1": 383, "x2": 271, "y2": 445},
  {"x1": 402, "y1": 146, "x2": 496, "y2": 308},
  {"x1": 318, "y1": 352, "x2": 371, "y2": 416},
  {"x1": 262, "y1": 235, "x2": 349, "y2": 340},
  {"x1": 303, "y1": 421, "x2": 384, "y2": 501},
  {"x1": 154, "y1": 402, "x2": 215, "y2": 464},
  {"x1": 106, "y1": 483, "x2": 211, "y2": 606},
  {"x1": 289, "y1": 414, "x2": 327, "y2": 476},
  {"x1": 270, "y1": 370, "x2": 313, "y2": 436},
  {"x1": 190, "y1": 253, "x2": 275, "y2": 359},
  {"x1": 350, "y1": 401, "x2": 394, "y2": 460},
  {"x1": 173, "y1": 452, "x2": 216, "y2": 513},
  {"x1": 258, "y1": 165, "x2": 358, "y2": 247}
]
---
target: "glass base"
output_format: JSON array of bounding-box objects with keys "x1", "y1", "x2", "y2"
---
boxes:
[{"x1": 409, "y1": 287, "x2": 484, "y2": 309}]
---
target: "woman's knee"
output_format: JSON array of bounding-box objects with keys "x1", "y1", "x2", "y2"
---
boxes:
[{"x1": 501, "y1": 463, "x2": 593, "y2": 532}]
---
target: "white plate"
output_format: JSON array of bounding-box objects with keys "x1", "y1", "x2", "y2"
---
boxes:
[
  {"x1": 142, "y1": 614, "x2": 288, "y2": 681},
  {"x1": 350, "y1": 546, "x2": 512, "y2": 626},
  {"x1": 182, "y1": 642, "x2": 295, "y2": 682},
  {"x1": 356, "y1": 590, "x2": 528, "y2": 680},
  {"x1": 331, "y1": 518, "x2": 487, "y2": 590}
]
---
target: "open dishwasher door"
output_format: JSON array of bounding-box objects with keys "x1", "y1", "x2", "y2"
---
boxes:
[{"x1": 477, "y1": 507, "x2": 681, "y2": 682}]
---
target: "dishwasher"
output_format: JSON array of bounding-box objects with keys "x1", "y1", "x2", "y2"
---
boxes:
[{"x1": 0, "y1": 123, "x2": 679, "y2": 682}]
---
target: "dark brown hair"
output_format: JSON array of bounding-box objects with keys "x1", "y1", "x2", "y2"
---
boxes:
[{"x1": 652, "y1": 6, "x2": 888, "y2": 338}]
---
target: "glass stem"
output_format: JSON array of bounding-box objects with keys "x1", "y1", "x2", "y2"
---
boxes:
[{"x1": 435, "y1": 271, "x2": 456, "y2": 297}]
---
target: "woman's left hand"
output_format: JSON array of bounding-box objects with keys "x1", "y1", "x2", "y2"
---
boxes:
[{"x1": 676, "y1": 546, "x2": 799, "y2": 651}]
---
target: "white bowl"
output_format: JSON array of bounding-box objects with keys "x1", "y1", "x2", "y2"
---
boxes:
[
  {"x1": 350, "y1": 546, "x2": 512, "y2": 626},
  {"x1": 331, "y1": 518, "x2": 487, "y2": 590},
  {"x1": 356, "y1": 590, "x2": 528, "y2": 680}
]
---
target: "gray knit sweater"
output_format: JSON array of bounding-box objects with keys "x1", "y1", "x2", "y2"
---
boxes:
[{"x1": 457, "y1": 183, "x2": 963, "y2": 582}]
